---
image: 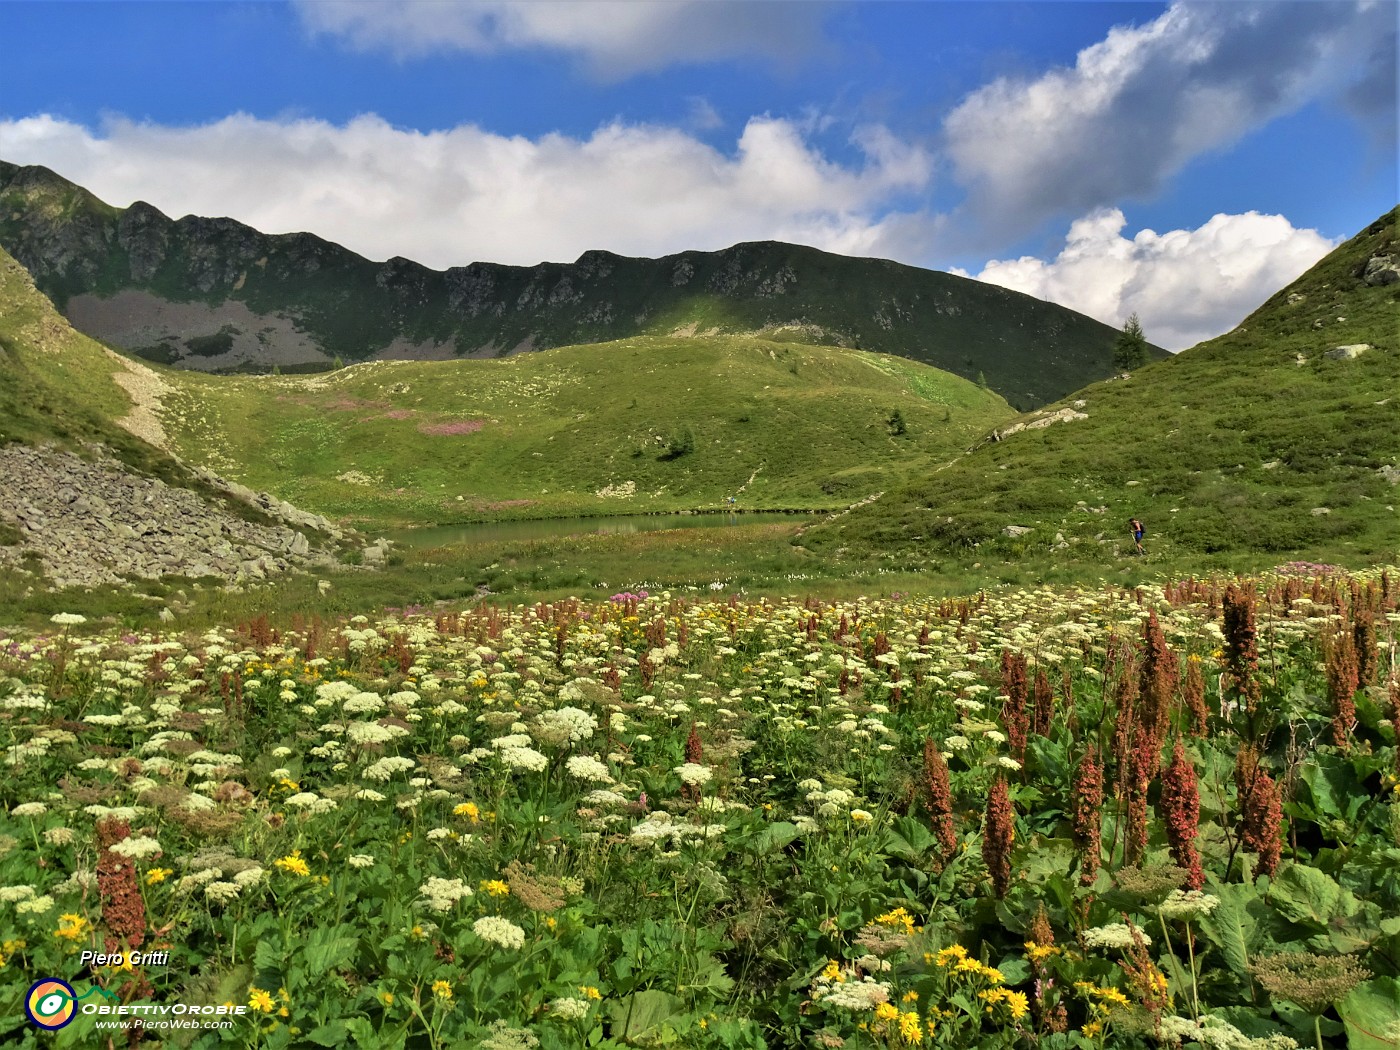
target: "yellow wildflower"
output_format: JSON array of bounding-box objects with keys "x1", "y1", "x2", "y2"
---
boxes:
[
  {"x1": 274, "y1": 850, "x2": 310, "y2": 877},
  {"x1": 454, "y1": 802, "x2": 480, "y2": 823},
  {"x1": 898, "y1": 1010, "x2": 922, "y2": 1042},
  {"x1": 580, "y1": 986, "x2": 601, "y2": 1000},
  {"x1": 1024, "y1": 940, "x2": 1060, "y2": 962},
  {"x1": 935, "y1": 944, "x2": 968, "y2": 967},
  {"x1": 248, "y1": 988, "x2": 275, "y2": 1013},
  {"x1": 875, "y1": 1002, "x2": 899, "y2": 1022},
  {"x1": 54, "y1": 914, "x2": 87, "y2": 940},
  {"x1": 381, "y1": 992, "x2": 395, "y2": 1005},
  {"x1": 901, "y1": 990, "x2": 919, "y2": 1003},
  {"x1": 820, "y1": 959, "x2": 843, "y2": 982},
  {"x1": 1005, "y1": 990, "x2": 1030, "y2": 1020},
  {"x1": 480, "y1": 879, "x2": 510, "y2": 897},
  {"x1": 145, "y1": 868, "x2": 173, "y2": 885},
  {"x1": 431, "y1": 980, "x2": 452, "y2": 1000}
]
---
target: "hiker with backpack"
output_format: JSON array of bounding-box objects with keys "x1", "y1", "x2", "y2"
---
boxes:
[{"x1": 1129, "y1": 517, "x2": 1146, "y2": 556}]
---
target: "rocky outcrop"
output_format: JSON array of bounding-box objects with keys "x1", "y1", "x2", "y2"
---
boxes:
[
  {"x1": 1324, "y1": 343, "x2": 1371, "y2": 361},
  {"x1": 0, "y1": 446, "x2": 339, "y2": 589},
  {"x1": 1362, "y1": 254, "x2": 1399, "y2": 286}
]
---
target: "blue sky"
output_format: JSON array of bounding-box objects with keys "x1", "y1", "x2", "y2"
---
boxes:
[{"x1": 0, "y1": 1, "x2": 1395, "y2": 348}]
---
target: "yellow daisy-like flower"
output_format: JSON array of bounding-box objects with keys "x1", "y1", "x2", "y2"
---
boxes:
[
  {"x1": 54, "y1": 914, "x2": 88, "y2": 940},
  {"x1": 545, "y1": 916, "x2": 558, "y2": 930},
  {"x1": 580, "y1": 986, "x2": 601, "y2": 1000},
  {"x1": 901, "y1": 990, "x2": 919, "y2": 1003},
  {"x1": 820, "y1": 959, "x2": 843, "y2": 982},
  {"x1": 898, "y1": 1010, "x2": 922, "y2": 1042},
  {"x1": 274, "y1": 850, "x2": 310, "y2": 877},
  {"x1": 431, "y1": 980, "x2": 452, "y2": 1000},
  {"x1": 1083, "y1": 1020, "x2": 1104, "y2": 1038},
  {"x1": 1024, "y1": 940, "x2": 1060, "y2": 962},
  {"x1": 248, "y1": 988, "x2": 275, "y2": 1013},
  {"x1": 380, "y1": 991, "x2": 395, "y2": 1006},
  {"x1": 145, "y1": 868, "x2": 173, "y2": 885},
  {"x1": 1005, "y1": 990, "x2": 1030, "y2": 1021},
  {"x1": 875, "y1": 1002, "x2": 899, "y2": 1022},
  {"x1": 454, "y1": 802, "x2": 480, "y2": 823},
  {"x1": 480, "y1": 879, "x2": 510, "y2": 897},
  {"x1": 935, "y1": 944, "x2": 968, "y2": 967}
]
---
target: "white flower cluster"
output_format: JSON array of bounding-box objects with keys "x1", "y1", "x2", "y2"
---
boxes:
[
  {"x1": 10, "y1": 802, "x2": 47, "y2": 818},
  {"x1": 1083, "y1": 923, "x2": 1150, "y2": 950},
  {"x1": 419, "y1": 877, "x2": 474, "y2": 912},
  {"x1": 566, "y1": 755, "x2": 614, "y2": 784},
  {"x1": 363, "y1": 757, "x2": 416, "y2": 781},
  {"x1": 674, "y1": 763, "x2": 712, "y2": 786},
  {"x1": 107, "y1": 836, "x2": 164, "y2": 859},
  {"x1": 501, "y1": 746, "x2": 549, "y2": 772},
  {"x1": 473, "y1": 915, "x2": 526, "y2": 950},
  {"x1": 538, "y1": 706, "x2": 597, "y2": 743},
  {"x1": 347, "y1": 854, "x2": 375, "y2": 869},
  {"x1": 1159, "y1": 890, "x2": 1222, "y2": 920},
  {"x1": 548, "y1": 997, "x2": 592, "y2": 1020},
  {"x1": 812, "y1": 974, "x2": 892, "y2": 1011}
]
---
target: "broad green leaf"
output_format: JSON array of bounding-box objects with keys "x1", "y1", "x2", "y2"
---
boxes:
[
  {"x1": 753, "y1": 821, "x2": 799, "y2": 855},
  {"x1": 1269, "y1": 864, "x2": 1353, "y2": 928},
  {"x1": 1339, "y1": 976, "x2": 1400, "y2": 1050},
  {"x1": 605, "y1": 989, "x2": 686, "y2": 1045},
  {"x1": 1200, "y1": 880, "x2": 1264, "y2": 976},
  {"x1": 304, "y1": 1022, "x2": 350, "y2": 1047}
]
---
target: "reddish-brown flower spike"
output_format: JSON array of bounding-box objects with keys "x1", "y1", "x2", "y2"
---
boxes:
[
  {"x1": 1222, "y1": 585, "x2": 1262, "y2": 713},
  {"x1": 1324, "y1": 629, "x2": 1359, "y2": 750},
  {"x1": 1138, "y1": 610, "x2": 1178, "y2": 755},
  {"x1": 983, "y1": 776, "x2": 1015, "y2": 898},
  {"x1": 1159, "y1": 743, "x2": 1205, "y2": 890},
  {"x1": 1236, "y1": 747, "x2": 1283, "y2": 877},
  {"x1": 1353, "y1": 608, "x2": 1377, "y2": 686},
  {"x1": 1182, "y1": 658, "x2": 1209, "y2": 737},
  {"x1": 922, "y1": 737, "x2": 958, "y2": 857},
  {"x1": 1072, "y1": 746, "x2": 1104, "y2": 886},
  {"x1": 1032, "y1": 668, "x2": 1055, "y2": 738},
  {"x1": 95, "y1": 818, "x2": 146, "y2": 953},
  {"x1": 1001, "y1": 650, "x2": 1029, "y2": 757}
]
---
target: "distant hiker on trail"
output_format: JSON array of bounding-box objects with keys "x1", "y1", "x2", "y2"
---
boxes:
[{"x1": 1129, "y1": 517, "x2": 1146, "y2": 556}]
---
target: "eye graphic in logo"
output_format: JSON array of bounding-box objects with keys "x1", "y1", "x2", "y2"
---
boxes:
[{"x1": 25, "y1": 978, "x2": 78, "y2": 1030}]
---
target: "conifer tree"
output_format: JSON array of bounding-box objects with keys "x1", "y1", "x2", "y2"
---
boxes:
[{"x1": 1113, "y1": 313, "x2": 1148, "y2": 370}]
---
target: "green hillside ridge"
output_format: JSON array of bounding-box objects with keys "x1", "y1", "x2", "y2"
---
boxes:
[
  {"x1": 804, "y1": 206, "x2": 1400, "y2": 568},
  {"x1": 0, "y1": 160, "x2": 1163, "y2": 410},
  {"x1": 162, "y1": 335, "x2": 1016, "y2": 528},
  {"x1": 0, "y1": 246, "x2": 177, "y2": 479}
]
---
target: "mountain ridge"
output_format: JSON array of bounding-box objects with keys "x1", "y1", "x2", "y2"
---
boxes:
[{"x1": 0, "y1": 159, "x2": 1162, "y2": 409}]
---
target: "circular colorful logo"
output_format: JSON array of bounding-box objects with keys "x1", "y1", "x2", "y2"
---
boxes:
[{"x1": 25, "y1": 978, "x2": 78, "y2": 1030}]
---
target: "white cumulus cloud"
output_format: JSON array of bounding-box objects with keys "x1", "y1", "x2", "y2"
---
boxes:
[
  {"x1": 295, "y1": 0, "x2": 832, "y2": 76},
  {"x1": 944, "y1": 1, "x2": 1395, "y2": 236},
  {"x1": 958, "y1": 209, "x2": 1338, "y2": 351},
  {"x1": 0, "y1": 112, "x2": 932, "y2": 270}
]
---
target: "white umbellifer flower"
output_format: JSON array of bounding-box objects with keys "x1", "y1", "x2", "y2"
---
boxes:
[
  {"x1": 501, "y1": 746, "x2": 548, "y2": 772},
  {"x1": 344, "y1": 692, "x2": 384, "y2": 715},
  {"x1": 426, "y1": 828, "x2": 451, "y2": 841},
  {"x1": 419, "y1": 877, "x2": 473, "y2": 912},
  {"x1": 814, "y1": 976, "x2": 892, "y2": 1010},
  {"x1": 232, "y1": 868, "x2": 265, "y2": 888},
  {"x1": 204, "y1": 881, "x2": 242, "y2": 904},
  {"x1": 10, "y1": 802, "x2": 47, "y2": 818},
  {"x1": 538, "y1": 706, "x2": 598, "y2": 743},
  {"x1": 674, "y1": 763, "x2": 712, "y2": 786},
  {"x1": 490, "y1": 734, "x2": 533, "y2": 749},
  {"x1": 347, "y1": 854, "x2": 375, "y2": 869},
  {"x1": 566, "y1": 755, "x2": 614, "y2": 784},
  {"x1": 354, "y1": 789, "x2": 386, "y2": 802},
  {"x1": 1158, "y1": 890, "x2": 1222, "y2": 919},
  {"x1": 0, "y1": 885, "x2": 36, "y2": 903},
  {"x1": 50, "y1": 613, "x2": 87, "y2": 626},
  {"x1": 548, "y1": 997, "x2": 591, "y2": 1020},
  {"x1": 346, "y1": 722, "x2": 397, "y2": 745},
  {"x1": 16, "y1": 894, "x2": 55, "y2": 915},
  {"x1": 472, "y1": 915, "x2": 526, "y2": 950},
  {"x1": 43, "y1": 827, "x2": 76, "y2": 846},
  {"x1": 1084, "y1": 923, "x2": 1150, "y2": 950},
  {"x1": 584, "y1": 789, "x2": 629, "y2": 807},
  {"x1": 796, "y1": 778, "x2": 823, "y2": 792},
  {"x1": 996, "y1": 757, "x2": 1022, "y2": 771},
  {"x1": 108, "y1": 836, "x2": 163, "y2": 859},
  {"x1": 284, "y1": 793, "x2": 321, "y2": 809}
]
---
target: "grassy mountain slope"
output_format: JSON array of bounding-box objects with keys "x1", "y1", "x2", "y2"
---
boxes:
[
  {"x1": 0, "y1": 160, "x2": 1161, "y2": 409},
  {"x1": 805, "y1": 207, "x2": 1400, "y2": 569},
  {"x1": 0, "y1": 246, "x2": 176, "y2": 478},
  {"x1": 162, "y1": 336, "x2": 1016, "y2": 528}
]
